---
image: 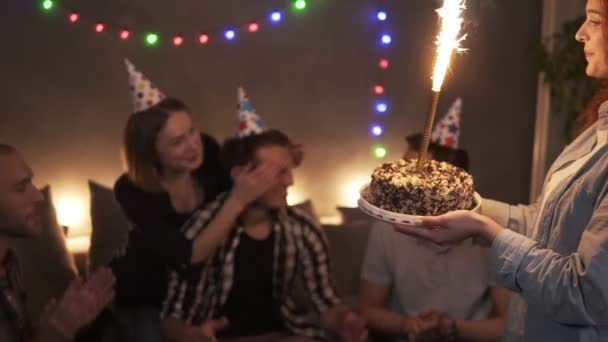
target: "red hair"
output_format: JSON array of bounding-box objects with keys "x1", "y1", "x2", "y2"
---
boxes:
[{"x1": 575, "y1": 81, "x2": 608, "y2": 136}]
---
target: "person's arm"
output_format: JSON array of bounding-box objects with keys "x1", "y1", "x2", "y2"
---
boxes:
[
  {"x1": 447, "y1": 287, "x2": 510, "y2": 341},
  {"x1": 31, "y1": 268, "x2": 115, "y2": 342},
  {"x1": 481, "y1": 198, "x2": 540, "y2": 237},
  {"x1": 294, "y1": 214, "x2": 361, "y2": 337},
  {"x1": 116, "y1": 181, "x2": 245, "y2": 266},
  {"x1": 187, "y1": 194, "x2": 246, "y2": 263},
  {"x1": 485, "y1": 192, "x2": 608, "y2": 326},
  {"x1": 360, "y1": 280, "x2": 424, "y2": 338},
  {"x1": 116, "y1": 161, "x2": 280, "y2": 266},
  {"x1": 358, "y1": 224, "x2": 425, "y2": 338},
  {"x1": 297, "y1": 219, "x2": 341, "y2": 317}
]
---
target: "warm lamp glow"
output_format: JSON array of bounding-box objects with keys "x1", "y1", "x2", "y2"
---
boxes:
[
  {"x1": 66, "y1": 236, "x2": 91, "y2": 254},
  {"x1": 55, "y1": 196, "x2": 85, "y2": 228},
  {"x1": 287, "y1": 188, "x2": 306, "y2": 206},
  {"x1": 53, "y1": 182, "x2": 94, "y2": 254},
  {"x1": 340, "y1": 177, "x2": 369, "y2": 207}
]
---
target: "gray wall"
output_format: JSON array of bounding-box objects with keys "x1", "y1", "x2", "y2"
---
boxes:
[{"x1": 1, "y1": 0, "x2": 541, "y2": 224}]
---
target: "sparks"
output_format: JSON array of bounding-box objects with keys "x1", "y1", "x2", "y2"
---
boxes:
[{"x1": 431, "y1": 0, "x2": 467, "y2": 92}]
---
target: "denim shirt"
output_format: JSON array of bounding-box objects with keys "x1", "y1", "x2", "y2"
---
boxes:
[{"x1": 482, "y1": 101, "x2": 608, "y2": 341}]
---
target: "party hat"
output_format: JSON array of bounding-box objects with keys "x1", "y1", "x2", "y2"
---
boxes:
[
  {"x1": 237, "y1": 86, "x2": 265, "y2": 137},
  {"x1": 432, "y1": 97, "x2": 462, "y2": 148},
  {"x1": 125, "y1": 59, "x2": 166, "y2": 113}
]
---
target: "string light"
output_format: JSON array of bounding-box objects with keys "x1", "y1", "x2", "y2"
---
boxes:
[
  {"x1": 224, "y1": 29, "x2": 236, "y2": 40},
  {"x1": 248, "y1": 22, "x2": 260, "y2": 32},
  {"x1": 368, "y1": 6, "x2": 391, "y2": 159},
  {"x1": 173, "y1": 35, "x2": 183, "y2": 46},
  {"x1": 295, "y1": 0, "x2": 307, "y2": 10},
  {"x1": 37, "y1": 2, "x2": 307, "y2": 48},
  {"x1": 41, "y1": 0, "x2": 54, "y2": 11},
  {"x1": 271, "y1": 11, "x2": 283, "y2": 22},
  {"x1": 373, "y1": 145, "x2": 388, "y2": 159},
  {"x1": 199, "y1": 34, "x2": 209, "y2": 44},
  {"x1": 379, "y1": 58, "x2": 389, "y2": 69},
  {"x1": 371, "y1": 125, "x2": 383, "y2": 137},
  {"x1": 375, "y1": 101, "x2": 388, "y2": 113},
  {"x1": 381, "y1": 34, "x2": 392, "y2": 45},
  {"x1": 145, "y1": 33, "x2": 159, "y2": 46},
  {"x1": 120, "y1": 30, "x2": 130, "y2": 40}
]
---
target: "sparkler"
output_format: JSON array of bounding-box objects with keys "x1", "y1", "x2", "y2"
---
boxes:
[{"x1": 417, "y1": 0, "x2": 467, "y2": 172}]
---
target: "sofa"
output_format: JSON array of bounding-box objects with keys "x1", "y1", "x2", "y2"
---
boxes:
[{"x1": 88, "y1": 181, "x2": 374, "y2": 307}]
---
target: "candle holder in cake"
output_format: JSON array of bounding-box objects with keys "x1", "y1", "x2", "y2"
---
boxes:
[{"x1": 416, "y1": 0, "x2": 467, "y2": 172}]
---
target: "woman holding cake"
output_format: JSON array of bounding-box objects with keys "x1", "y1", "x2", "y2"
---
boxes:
[{"x1": 395, "y1": 0, "x2": 608, "y2": 340}]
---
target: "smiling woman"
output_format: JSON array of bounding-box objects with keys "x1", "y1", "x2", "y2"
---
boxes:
[{"x1": 576, "y1": 0, "x2": 608, "y2": 79}]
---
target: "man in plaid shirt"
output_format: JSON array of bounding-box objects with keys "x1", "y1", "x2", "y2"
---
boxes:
[
  {"x1": 161, "y1": 130, "x2": 368, "y2": 342},
  {"x1": 0, "y1": 143, "x2": 115, "y2": 341}
]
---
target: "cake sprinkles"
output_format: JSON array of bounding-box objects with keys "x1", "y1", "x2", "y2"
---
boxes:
[{"x1": 363, "y1": 159, "x2": 475, "y2": 216}]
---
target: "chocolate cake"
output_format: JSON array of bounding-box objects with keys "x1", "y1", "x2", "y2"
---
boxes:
[{"x1": 363, "y1": 159, "x2": 475, "y2": 216}]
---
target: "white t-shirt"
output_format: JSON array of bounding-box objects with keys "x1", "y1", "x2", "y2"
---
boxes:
[{"x1": 361, "y1": 222, "x2": 493, "y2": 325}]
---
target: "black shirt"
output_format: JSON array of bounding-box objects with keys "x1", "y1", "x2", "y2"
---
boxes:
[
  {"x1": 111, "y1": 133, "x2": 231, "y2": 309},
  {"x1": 219, "y1": 231, "x2": 285, "y2": 338}
]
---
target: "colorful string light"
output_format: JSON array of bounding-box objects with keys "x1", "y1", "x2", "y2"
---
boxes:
[
  {"x1": 95, "y1": 23, "x2": 105, "y2": 33},
  {"x1": 42, "y1": 0, "x2": 54, "y2": 11},
  {"x1": 36, "y1": 0, "x2": 311, "y2": 48},
  {"x1": 120, "y1": 30, "x2": 130, "y2": 40},
  {"x1": 145, "y1": 33, "x2": 159, "y2": 46},
  {"x1": 369, "y1": 3, "x2": 391, "y2": 159},
  {"x1": 68, "y1": 12, "x2": 79, "y2": 23},
  {"x1": 295, "y1": 0, "x2": 307, "y2": 10}
]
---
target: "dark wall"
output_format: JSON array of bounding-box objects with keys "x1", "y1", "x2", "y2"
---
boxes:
[{"x1": 1, "y1": 0, "x2": 541, "y2": 218}]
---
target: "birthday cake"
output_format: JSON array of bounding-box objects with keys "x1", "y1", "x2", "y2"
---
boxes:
[{"x1": 363, "y1": 159, "x2": 475, "y2": 216}]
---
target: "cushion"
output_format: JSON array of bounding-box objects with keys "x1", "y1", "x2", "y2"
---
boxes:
[
  {"x1": 291, "y1": 199, "x2": 321, "y2": 225},
  {"x1": 12, "y1": 186, "x2": 77, "y2": 317},
  {"x1": 88, "y1": 181, "x2": 131, "y2": 271},
  {"x1": 323, "y1": 221, "x2": 372, "y2": 300},
  {"x1": 336, "y1": 206, "x2": 374, "y2": 225}
]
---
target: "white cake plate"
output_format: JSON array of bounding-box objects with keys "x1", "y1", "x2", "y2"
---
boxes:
[{"x1": 358, "y1": 183, "x2": 482, "y2": 226}]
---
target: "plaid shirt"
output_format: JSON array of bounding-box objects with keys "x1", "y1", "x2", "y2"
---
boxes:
[
  {"x1": 0, "y1": 250, "x2": 31, "y2": 342},
  {"x1": 161, "y1": 194, "x2": 342, "y2": 340}
]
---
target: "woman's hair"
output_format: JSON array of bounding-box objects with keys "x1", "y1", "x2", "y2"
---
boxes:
[
  {"x1": 220, "y1": 129, "x2": 301, "y2": 171},
  {"x1": 122, "y1": 97, "x2": 190, "y2": 191},
  {"x1": 575, "y1": 80, "x2": 608, "y2": 137},
  {"x1": 405, "y1": 133, "x2": 470, "y2": 172}
]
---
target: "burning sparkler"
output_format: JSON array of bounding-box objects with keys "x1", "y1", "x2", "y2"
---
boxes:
[{"x1": 417, "y1": 0, "x2": 467, "y2": 172}]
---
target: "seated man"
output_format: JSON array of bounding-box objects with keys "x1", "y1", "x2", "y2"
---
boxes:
[
  {"x1": 0, "y1": 143, "x2": 115, "y2": 341},
  {"x1": 161, "y1": 129, "x2": 367, "y2": 342},
  {"x1": 360, "y1": 104, "x2": 510, "y2": 341}
]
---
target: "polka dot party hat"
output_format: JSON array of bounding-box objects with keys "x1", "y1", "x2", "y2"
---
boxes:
[
  {"x1": 124, "y1": 59, "x2": 166, "y2": 113},
  {"x1": 237, "y1": 86, "x2": 265, "y2": 137},
  {"x1": 432, "y1": 97, "x2": 462, "y2": 149}
]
